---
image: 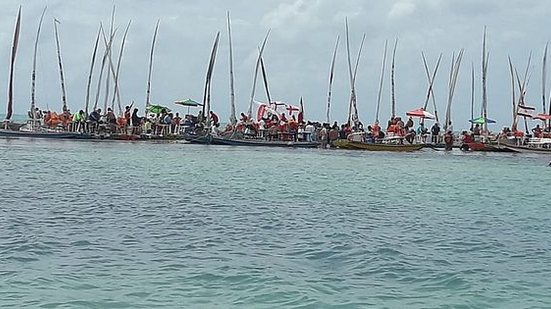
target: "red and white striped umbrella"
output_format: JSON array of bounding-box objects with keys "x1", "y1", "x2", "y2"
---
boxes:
[
  {"x1": 534, "y1": 113, "x2": 551, "y2": 121},
  {"x1": 406, "y1": 108, "x2": 435, "y2": 119}
]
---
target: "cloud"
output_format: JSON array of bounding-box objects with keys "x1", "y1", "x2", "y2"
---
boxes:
[
  {"x1": 388, "y1": 0, "x2": 416, "y2": 19},
  {"x1": 0, "y1": 0, "x2": 550, "y2": 127}
]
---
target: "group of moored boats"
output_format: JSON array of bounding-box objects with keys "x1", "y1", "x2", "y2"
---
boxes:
[{"x1": 1, "y1": 8, "x2": 551, "y2": 157}]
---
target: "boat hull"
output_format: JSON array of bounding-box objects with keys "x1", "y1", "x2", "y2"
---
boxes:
[
  {"x1": 501, "y1": 144, "x2": 551, "y2": 154},
  {"x1": 0, "y1": 129, "x2": 90, "y2": 139},
  {"x1": 212, "y1": 136, "x2": 319, "y2": 148},
  {"x1": 184, "y1": 134, "x2": 320, "y2": 148},
  {"x1": 334, "y1": 140, "x2": 424, "y2": 152},
  {"x1": 461, "y1": 142, "x2": 516, "y2": 152}
]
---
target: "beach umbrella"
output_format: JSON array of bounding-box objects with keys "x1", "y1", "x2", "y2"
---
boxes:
[
  {"x1": 147, "y1": 104, "x2": 171, "y2": 114},
  {"x1": 534, "y1": 113, "x2": 551, "y2": 121},
  {"x1": 175, "y1": 99, "x2": 203, "y2": 115},
  {"x1": 175, "y1": 99, "x2": 202, "y2": 107},
  {"x1": 469, "y1": 116, "x2": 496, "y2": 124},
  {"x1": 406, "y1": 108, "x2": 435, "y2": 119}
]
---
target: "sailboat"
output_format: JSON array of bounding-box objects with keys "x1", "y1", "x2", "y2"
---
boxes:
[
  {"x1": 334, "y1": 29, "x2": 423, "y2": 152},
  {"x1": 186, "y1": 15, "x2": 319, "y2": 148},
  {"x1": 0, "y1": 9, "x2": 87, "y2": 139},
  {"x1": 462, "y1": 28, "x2": 512, "y2": 152},
  {"x1": 499, "y1": 48, "x2": 551, "y2": 153}
]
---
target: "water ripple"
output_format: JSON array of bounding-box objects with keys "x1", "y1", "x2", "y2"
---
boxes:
[{"x1": 1, "y1": 139, "x2": 551, "y2": 307}]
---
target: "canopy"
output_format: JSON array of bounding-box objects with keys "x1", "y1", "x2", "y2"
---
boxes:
[
  {"x1": 175, "y1": 99, "x2": 203, "y2": 107},
  {"x1": 147, "y1": 104, "x2": 171, "y2": 114},
  {"x1": 534, "y1": 113, "x2": 551, "y2": 121},
  {"x1": 406, "y1": 108, "x2": 435, "y2": 119},
  {"x1": 469, "y1": 116, "x2": 496, "y2": 124}
]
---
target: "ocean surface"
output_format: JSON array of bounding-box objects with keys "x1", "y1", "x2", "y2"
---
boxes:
[{"x1": 1, "y1": 138, "x2": 550, "y2": 308}]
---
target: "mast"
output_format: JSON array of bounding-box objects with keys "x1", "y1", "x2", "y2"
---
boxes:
[
  {"x1": 85, "y1": 25, "x2": 102, "y2": 115},
  {"x1": 520, "y1": 53, "x2": 532, "y2": 133},
  {"x1": 543, "y1": 43, "x2": 548, "y2": 114},
  {"x1": 326, "y1": 35, "x2": 340, "y2": 124},
  {"x1": 31, "y1": 7, "x2": 47, "y2": 121},
  {"x1": 390, "y1": 38, "x2": 398, "y2": 118},
  {"x1": 247, "y1": 31, "x2": 270, "y2": 119},
  {"x1": 345, "y1": 18, "x2": 365, "y2": 126},
  {"x1": 375, "y1": 40, "x2": 388, "y2": 123},
  {"x1": 421, "y1": 52, "x2": 442, "y2": 123},
  {"x1": 202, "y1": 32, "x2": 221, "y2": 128},
  {"x1": 104, "y1": 5, "x2": 116, "y2": 112},
  {"x1": 508, "y1": 57, "x2": 517, "y2": 131},
  {"x1": 94, "y1": 26, "x2": 117, "y2": 111},
  {"x1": 444, "y1": 49, "x2": 464, "y2": 132},
  {"x1": 446, "y1": 52, "x2": 455, "y2": 131},
  {"x1": 4, "y1": 7, "x2": 21, "y2": 125},
  {"x1": 345, "y1": 18, "x2": 353, "y2": 124},
  {"x1": 227, "y1": 12, "x2": 237, "y2": 126},
  {"x1": 481, "y1": 26, "x2": 489, "y2": 133},
  {"x1": 352, "y1": 34, "x2": 365, "y2": 126},
  {"x1": 259, "y1": 56, "x2": 272, "y2": 111},
  {"x1": 111, "y1": 20, "x2": 131, "y2": 115},
  {"x1": 471, "y1": 62, "x2": 475, "y2": 129},
  {"x1": 146, "y1": 20, "x2": 160, "y2": 111},
  {"x1": 54, "y1": 18, "x2": 68, "y2": 111}
]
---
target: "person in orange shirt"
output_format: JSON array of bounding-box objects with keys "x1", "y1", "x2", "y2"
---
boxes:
[{"x1": 372, "y1": 121, "x2": 381, "y2": 139}]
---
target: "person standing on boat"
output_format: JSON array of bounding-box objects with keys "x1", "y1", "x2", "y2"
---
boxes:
[
  {"x1": 472, "y1": 124, "x2": 481, "y2": 136},
  {"x1": 447, "y1": 121, "x2": 454, "y2": 134},
  {"x1": 89, "y1": 109, "x2": 101, "y2": 131},
  {"x1": 124, "y1": 105, "x2": 132, "y2": 127},
  {"x1": 444, "y1": 131, "x2": 454, "y2": 151},
  {"x1": 405, "y1": 116, "x2": 414, "y2": 130},
  {"x1": 210, "y1": 111, "x2": 219, "y2": 127},
  {"x1": 106, "y1": 108, "x2": 117, "y2": 124},
  {"x1": 532, "y1": 124, "x2": 543, "y2": 138},
  {"x1": 72, "y1": 110, "x2": 85, "y2": 132},
  {"x1": 131, "y1": 108, "x2": 141, "y2": 134},
  {"x1": 318, "y1": 125, "x2": 328, "y2": 148},
  {"x1": 431, "y1": 122, "x2": 441, "y2": 144},
  {"x1": 372, "y1": 121, "x2": 381, "y2": 141},
  {"x1": 304, "y1": 121, "x2": 315, "y2": 142}
]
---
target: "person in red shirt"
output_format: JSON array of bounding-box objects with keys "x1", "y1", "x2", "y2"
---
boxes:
[{"x1": 210, "y1": 111, "x2": 219, "y2": 126}]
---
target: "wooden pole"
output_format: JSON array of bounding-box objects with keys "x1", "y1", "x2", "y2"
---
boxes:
[
  {"x1": 30, "y1": 6, "x2": 47, "y2": 121},
  {"x1": 54, "y1": 18, "x2": 68, "y2": 111},
  {"x1": 326, "y1": 35, "x2": 339, "y2": 124}
]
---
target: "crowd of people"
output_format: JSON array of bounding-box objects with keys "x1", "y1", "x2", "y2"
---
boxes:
[
  {"x1": 28, "y1": 106, "x2": 193, "y2": 136},
  {"x1": 199, "y1": 110, "x2": 459, "y2": 147},
  {"x1": 35, "y1": 104, "x2": 544, "y2": 149}
]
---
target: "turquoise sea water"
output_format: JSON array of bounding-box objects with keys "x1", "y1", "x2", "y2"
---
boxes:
[{"x1": 1, "y1": 138, "x2": 550, "y2": 308}]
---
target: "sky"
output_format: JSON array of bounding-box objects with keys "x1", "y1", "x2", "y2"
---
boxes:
[{"x1": 0, "y1": 0, "x2": 550, "y2": 129}]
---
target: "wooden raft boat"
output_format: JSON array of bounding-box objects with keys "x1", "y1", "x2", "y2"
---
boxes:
[{"x1": 334, "y1": 139, "x2": 424, "y2": 152}]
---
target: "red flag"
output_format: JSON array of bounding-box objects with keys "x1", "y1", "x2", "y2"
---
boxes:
[{"x1": 298, "y1": 97, "x2": 304, "y2": 124}]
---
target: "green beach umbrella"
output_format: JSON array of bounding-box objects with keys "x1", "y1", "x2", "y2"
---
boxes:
[
  {"x1": 175, "y1": 99, "x2": 203, "y2": 115},
  {"x1": 469, "y1": 116, "x2": 496, "y2": 124},
  {"x1": 175, "y1": 99, "x2": 203, "y2": 107},
  {"x1": 147, "y1": 104, "x2": 171, "y2": 114}
]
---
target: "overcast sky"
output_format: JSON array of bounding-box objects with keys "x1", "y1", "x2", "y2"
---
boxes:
[{"x1": 0, "y1": 0, "x2": 550, "y2": 129}]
